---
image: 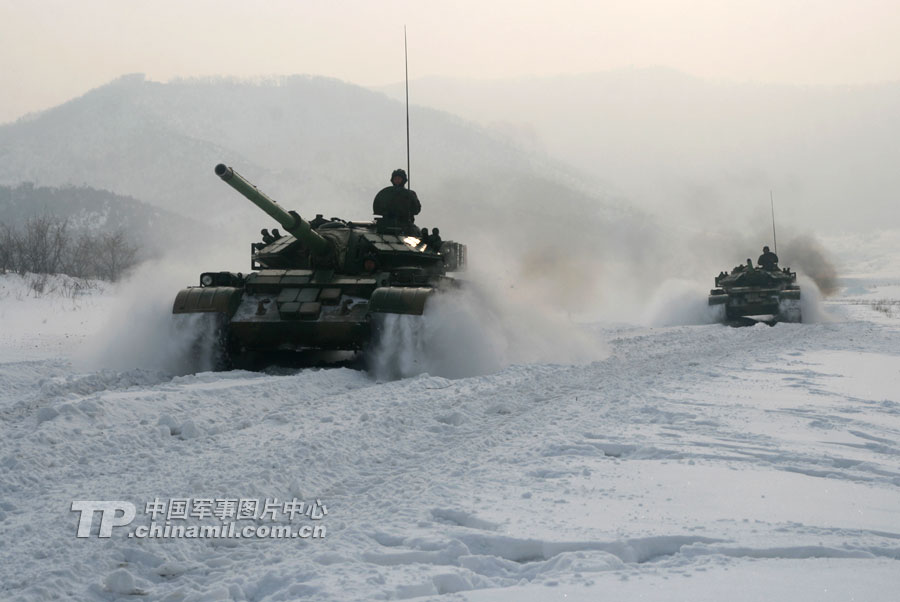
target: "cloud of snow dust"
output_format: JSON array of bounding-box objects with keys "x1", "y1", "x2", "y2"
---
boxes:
[
  {"x1": 81, "y1": 238, "x2": 249, "y2": 374},
  {"x1": 369, "y1": 289, "x2": 505, "y2": 380},
  {"x1": 642, "y1": 279, "x2": 725, "y2": 326},
  {"x1": 458, "y1": 231, "x2": 614, "y2": 367},
  {"x1": 796, "y1": 274, "x2": 834, "y2": 323},
  {"x1": 780, "y1": 235, "x2": 839, "y2": 297},
  {"x1": 422, "y1": 172, "x2": 671, "y2": 322},
  {"x1": 424, "y1": 172, "x2": 838, "y2": 330},
  {"x1": 81, "y1": 262, "x2": 209, "y2": 374},
  {"x1": 370, "y1": 280, "x2": 609, "y2": 381}
]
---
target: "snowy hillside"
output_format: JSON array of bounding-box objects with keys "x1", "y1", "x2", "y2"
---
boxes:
[
  {"x1": 0, "y1": 75, "x2": 609, "y2": 229},
  {"x1": 1, "y1": 273, "x2": 898, "y2": 600},
  {"x1": 0, "y1": 183, "x2": 199, "y2": 253}
]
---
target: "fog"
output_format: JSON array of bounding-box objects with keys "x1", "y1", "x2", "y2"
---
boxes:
[
  {"x1": 379, "y1": 70, "x2": 900, "y2": 237},
  {"x1": 82, "y1": 252, "x2": 239, "y2": 374}
]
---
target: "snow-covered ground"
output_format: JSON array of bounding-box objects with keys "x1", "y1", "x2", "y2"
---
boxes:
[{"x1": 1, "y1": 273, "x2": 899, "y2": 601}]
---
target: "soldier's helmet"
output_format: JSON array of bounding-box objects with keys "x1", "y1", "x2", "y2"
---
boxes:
[
  {"x1": 763, "y1": 246, "x2": 770, "y2": 252},
  {"x1": 391, "y1": 168, "x2": 408, "y2": 184}
]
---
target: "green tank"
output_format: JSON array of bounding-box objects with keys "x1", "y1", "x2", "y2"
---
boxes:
[
  {"x1": 708, "y1": 258, "x2": 801, "y2": 324},
  {"x1": 172, "y1": 164, "x2": 466, "y2": 369}
]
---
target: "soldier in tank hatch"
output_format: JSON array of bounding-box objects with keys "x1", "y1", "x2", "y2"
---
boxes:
[
  {"x1": 373, "y1": 168, "x2": 420, "y2": 230},
  {"x1": 758, "y1": 246, "x2": 779, "y2": 270},
  {"x1": 429, "y1": 228, "x2": 441, "y2": 249}
]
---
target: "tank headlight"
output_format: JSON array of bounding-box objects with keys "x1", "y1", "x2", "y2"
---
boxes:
[{"x1": 200, "y1": 274, "x2": 215, "y2": 287}]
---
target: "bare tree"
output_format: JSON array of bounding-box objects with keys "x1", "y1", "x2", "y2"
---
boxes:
[
  {"x1": 16, "y1": 215, "x2": 69, "y2": 275},
  {"x1": 18, "y1": 215, "x2": 49, "y2": 274},
  {"x1": 0, "y1": 217, "x2": 141, "y2": 282},
  {"x1": 0, "y1": 223, "x2": 19, "y2": 274},
  {"x1": 95, "y1": 229, "x2": 139, "y2": 281},
  {"x1": 63, "y1": 231, "x2": 98, "y2": 278},
  {"x1": 48, "y1": 218, "x2": 69, "y2": 275}
]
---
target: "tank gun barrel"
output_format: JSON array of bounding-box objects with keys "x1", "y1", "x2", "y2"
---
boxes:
[{"x1": 214, "y1": 164, "x2": 330, "y2": 256}]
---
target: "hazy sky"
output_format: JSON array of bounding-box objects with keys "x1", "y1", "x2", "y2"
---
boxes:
[{"x1": 2, "y1": 0, "x2": 900, "y2": 123}]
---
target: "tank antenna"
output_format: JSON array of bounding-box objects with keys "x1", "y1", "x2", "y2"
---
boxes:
[
  {"x1": 404, "y1": 26, "x2": 411, "y2": 189},
  {"x1": 770, "y1": 190, "x2": 778, "y2": 254}
]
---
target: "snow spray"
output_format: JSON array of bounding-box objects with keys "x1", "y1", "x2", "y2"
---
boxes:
[
  {"x1": 370, "y1": 282, "x2": 607, "y2": 381},
  {"x1": 82, "y1": 257, "x2": 231, "y2": 374},
  {"x1": 643, "y1": 279, "x2": 725, "y2": 326},
  {"x1": 369, "y1": 288, "x2": 506, "y2": 380}
]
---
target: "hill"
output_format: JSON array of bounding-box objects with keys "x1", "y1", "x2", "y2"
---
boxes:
[
  {"x1": 0, "y1": 74, "x2": 617, "y2": 224},
  {"x1": 0, "y1": 182, "x2": 197, "y2": 252}
]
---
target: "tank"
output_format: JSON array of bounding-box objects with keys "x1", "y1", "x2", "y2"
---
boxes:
[
  {"x1": 708, "y1": 258, "x2": 801, "y2": 324},
  {"x1": 172, "y1": 164, "x2": 467, "y2": 369}
]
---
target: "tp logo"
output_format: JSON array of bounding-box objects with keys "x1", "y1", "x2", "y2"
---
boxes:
[{"x1": 71, "y1": 501, "x2": 136, "y2": 538}]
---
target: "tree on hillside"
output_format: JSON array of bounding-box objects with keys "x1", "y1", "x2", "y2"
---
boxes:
[
  {"x1": 95, "y1": 230, "x2": 138, "y2": 281},
  {"x1": 0, "y1": 216, "x2": 140, "y2": 281},
  {"x1": 17, "y1": 215, "x2": 68, "y2": 275},
  {"x1": 0, "y1": 224, "x2": 18, "y2": 274}
]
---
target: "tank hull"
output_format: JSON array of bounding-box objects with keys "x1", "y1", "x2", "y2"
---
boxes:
[
  {"x1": 173, "y1": 271, "x2": 451, "y2": 367},
  {"x1": 709, "y1": 268, "x2": 802, "y2": 324}
]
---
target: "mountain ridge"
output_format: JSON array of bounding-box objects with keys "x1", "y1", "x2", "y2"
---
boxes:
[{"x1": 0, "y1": 74, "x2": 605, "y2": 221}]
